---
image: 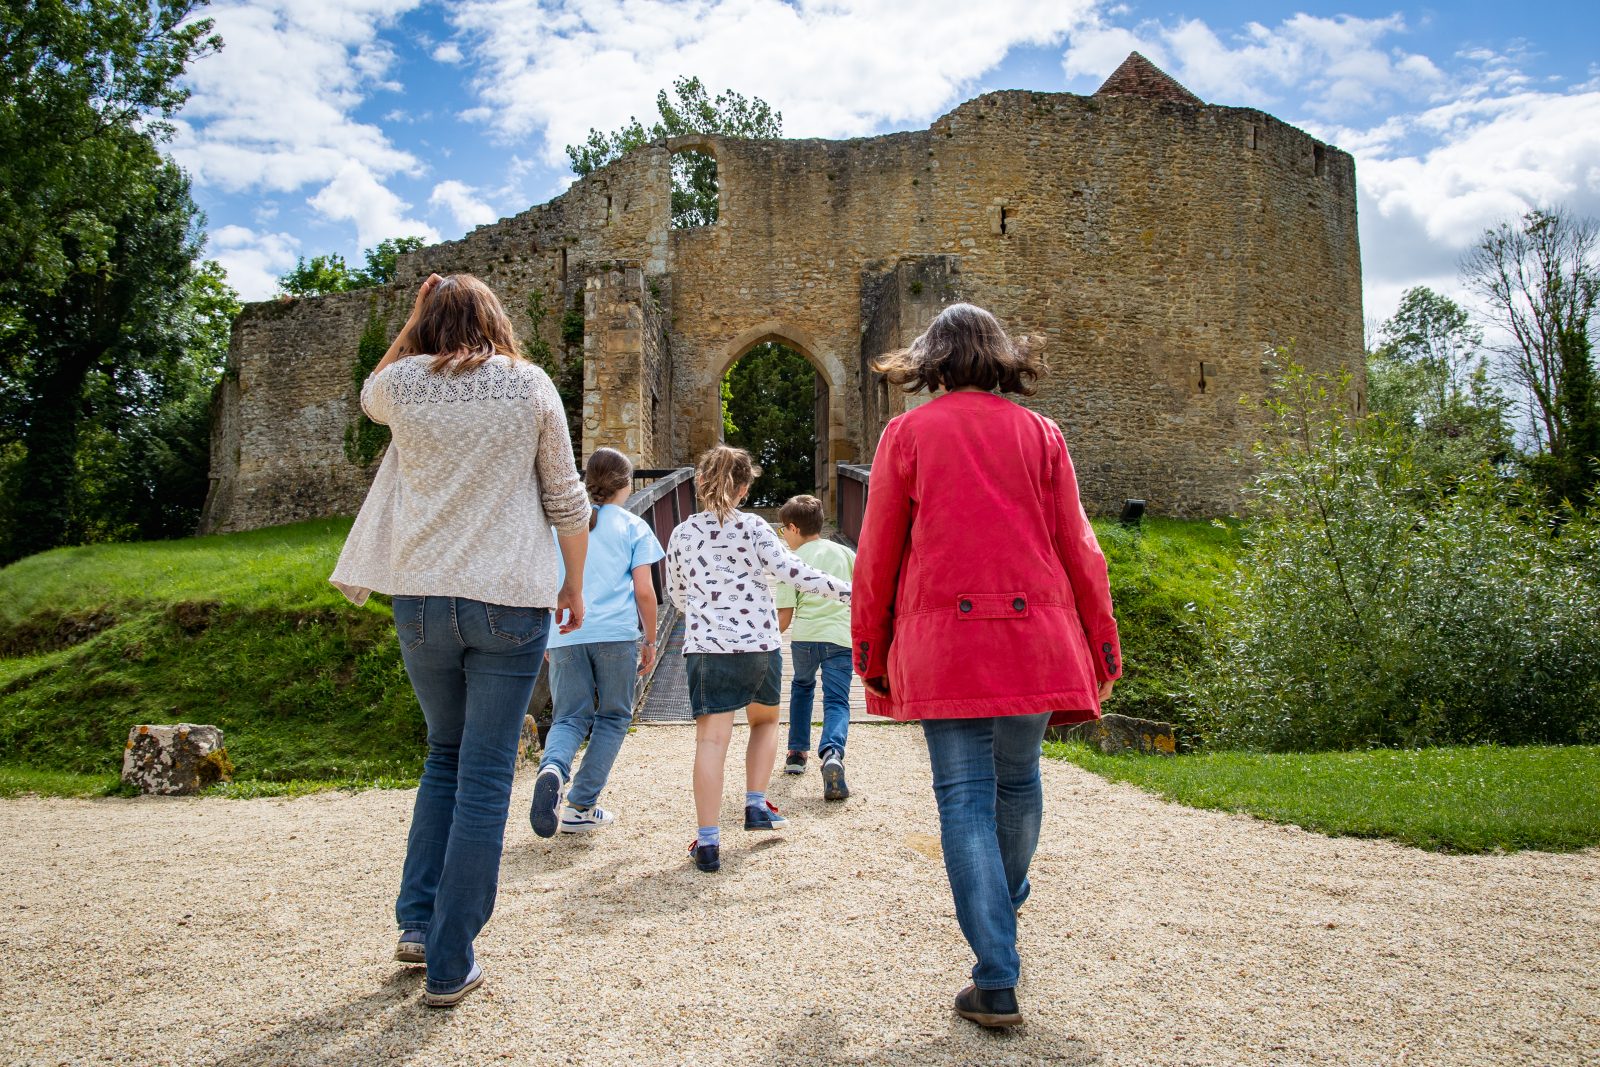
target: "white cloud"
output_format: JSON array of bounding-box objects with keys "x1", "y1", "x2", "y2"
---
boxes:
[
  {"x1": 432, "y1": 41, "x2": 464, "y2": 64},
  {"x1": 446, "y1": 0, "x2": 1096, "y2": 165},
  {"x1": 171, "y1": 0, "x2": 424, "y2": 194},
  {"x1": 1062, "y1": 12, "x2": 1443, "y2": 118},
  {"x1": 430, "y1": 179, "x2": 498, "y2": 229},
  {"x1": 209, "y1": 224, "x2": 300, "y2": 300},
  {"x1": 308, "y1": 161, "x2": 441, "y2": 250}
]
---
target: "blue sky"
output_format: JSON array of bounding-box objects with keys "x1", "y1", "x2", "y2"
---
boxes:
[{"x1": 173, "y1": 0, "x2": 1600, "y2": 329}]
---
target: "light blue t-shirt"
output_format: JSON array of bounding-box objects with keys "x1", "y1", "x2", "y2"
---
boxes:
[{"x1": 546, "y1": 504, "x2": 666, "y2": 649}]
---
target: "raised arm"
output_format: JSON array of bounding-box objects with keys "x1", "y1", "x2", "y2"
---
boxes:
[
  {"x1": 751, "y1": 522, "x2": 850, "y2": 602},
  {"x1": 851, "y1": 418, "x2": 912, "y2": 683},
  {"x1": 1048, "y1": 423, "x2": 1121, "y2": 687}
]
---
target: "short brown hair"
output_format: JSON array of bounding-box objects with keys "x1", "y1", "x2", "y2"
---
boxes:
[
  {"x1": 695, "y1": 445, "x2": 760, "y2": 523},
  {"x1": 872, "y1": 303, "x2": 1045, "y2": 396},
  {"x1": 399, "y1": 274, "x2": 522, "y2": 375},
  {"x1": 778, "y1": 494, "x2": 824, "y2": 536}
]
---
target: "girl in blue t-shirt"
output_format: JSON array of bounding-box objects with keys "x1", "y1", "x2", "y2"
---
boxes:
[{"x1": 529, "y1": 448, "x2": 665, "y2": 837}]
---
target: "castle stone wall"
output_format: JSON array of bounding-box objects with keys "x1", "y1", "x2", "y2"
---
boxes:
[{"x1": 202, "y1": 61, "x2": 1362, "y2": 533}]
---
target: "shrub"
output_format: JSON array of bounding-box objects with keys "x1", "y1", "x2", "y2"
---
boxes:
[{"x1": 1192, "y1": 364, "x2": 1600, "y2": 751}]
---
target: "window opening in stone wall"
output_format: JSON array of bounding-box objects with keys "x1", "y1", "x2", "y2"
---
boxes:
[
  {"x1": 670, "y1": 148, "x2": 719, "y2": 228},
  {"x1": 1197, "y1": 361, "x2": 1209, "y2": 394},
  {"x1": 722, "y1": 342, "x2": 821, "y2": 505},
  {"x1": 1313, "y1": 145, "x2": 1326, "y2": 177},
  {"x1": 558, "y1": 247, "x2": 567, "y2": 283},
  {"x1": 1000, "y1": 206, "x2": 1008, "y2": 235},
  {"x1": 1249, "y1": 124, "x2": 1258, "y2": 150},
  {"x1": 605, "y1": 194, "x2": 613, "y2": 224}
]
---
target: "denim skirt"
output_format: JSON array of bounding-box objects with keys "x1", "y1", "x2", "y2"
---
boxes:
[{"x1": 685, "y1": 649, "x2": 783, "y2": 716}]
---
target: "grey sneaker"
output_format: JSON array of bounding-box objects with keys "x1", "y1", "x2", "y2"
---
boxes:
[
  {"x1": 821, "y1": 752, "x2": 849, "y2": 801},
  {"x1": 394, "y1": 931, "x2": 425, "y2": 965},
  {"x1": 530, "y1": 765, "x2": 564, "y2": 838}
]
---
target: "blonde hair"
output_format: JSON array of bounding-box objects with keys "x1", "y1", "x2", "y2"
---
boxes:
[
  {"x1": 873, "y1": 302, "x2": 1045, "y2": 396},
  {"x1": 695, "y1": 445, "x2": 760, "y2": 523},
  {"x1": 584, "y1": 447, "x2": 634, "y2": 530},
  {"x1": 399, "y1": 274, "x2": 523, "y2": 375}
]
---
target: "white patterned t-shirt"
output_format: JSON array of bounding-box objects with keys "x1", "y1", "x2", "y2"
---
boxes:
[{"x1": 666, "y1": 510, "x2": 852, "y2": 654}]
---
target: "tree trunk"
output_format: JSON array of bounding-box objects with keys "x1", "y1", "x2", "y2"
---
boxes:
[{"x1": 4, "y1": 351, "x2": 93, "y2": 563}]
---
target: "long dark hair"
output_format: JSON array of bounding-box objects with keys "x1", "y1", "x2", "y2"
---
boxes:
[
  {"x1": 584, "y1": 447, "x2": 633, "y2": 530},
  {"x1": 873, "y1": 302, "x2": 1045, "y2": 395}
]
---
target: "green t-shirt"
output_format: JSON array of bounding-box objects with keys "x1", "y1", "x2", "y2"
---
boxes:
[{"x1": 776, "y1": 537, "x2": 856, "y2": 647}]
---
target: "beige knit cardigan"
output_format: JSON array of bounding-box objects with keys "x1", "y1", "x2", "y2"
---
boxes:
[{"x1": 329, "y1": 354, "x2": 590, "y2": 608}]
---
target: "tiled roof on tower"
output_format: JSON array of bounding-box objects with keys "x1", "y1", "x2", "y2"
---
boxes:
[{"x1": 1094, "y1": 52, "x2": 1203, "y2": 105}]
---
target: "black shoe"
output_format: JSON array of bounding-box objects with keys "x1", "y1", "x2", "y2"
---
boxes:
[
  {"x1": 954, "y1": 985, "x2": 1023, "y2": 1028},
  {"x1": 689, "y1": 839, "x2": 720, "y2": 872},
  {"x1": 783, "y1": 750, "x2": 807, "y2": 775},
  {"x1": 820, "y1": 752, "x2": 849, "y2": 801}
]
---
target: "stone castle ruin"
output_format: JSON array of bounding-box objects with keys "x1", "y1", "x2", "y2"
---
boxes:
[{"x1": 198, "y1": 54, "x2": 1363, "y2": 534}]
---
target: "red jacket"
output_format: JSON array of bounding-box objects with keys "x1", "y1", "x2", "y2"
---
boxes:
[{"x1": 851, "y1": 392, "x2": 1121, "y2": 726}]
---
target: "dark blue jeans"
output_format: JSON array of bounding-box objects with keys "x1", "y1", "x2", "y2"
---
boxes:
[
  {"x1": 786, "y1": 641, "x2": 852, "y2": 757},
  {"x1": 391, "y1": 595, "x2": 549, "y2": 994},
  {"x1": 920, "y1": 712, "x2": 1052, "y2": 990}
]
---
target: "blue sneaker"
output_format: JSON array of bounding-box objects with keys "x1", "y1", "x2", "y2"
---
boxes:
[
  {"x1": 744, "y1": 800, "x2": 789, "y2": 830},
  {"x1": 530, "y1": 765, "x2": 564, "y2": 838},
  {"x1": 689, "y1": 839, "x2": 720, "y2": 872}
]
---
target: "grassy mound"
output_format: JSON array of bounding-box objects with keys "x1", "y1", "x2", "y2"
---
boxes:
[
  {"x1": 0, "y1": 515, "x2": 1230, "y2": 790},
  {"x1": 1047, "y1": 741, "x2": 1600, "y2": 853},
  {"x1": 0, "y1": 519, "x2": 423, "y2": 784}
]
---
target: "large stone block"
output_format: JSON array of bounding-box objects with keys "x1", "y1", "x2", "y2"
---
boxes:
[
  {"x1": 121, "y1": 724, "x2": 233, "y2": 795},
  {"x1": 1053, "y1": 713, "x2": 1177, "y2": 755}
]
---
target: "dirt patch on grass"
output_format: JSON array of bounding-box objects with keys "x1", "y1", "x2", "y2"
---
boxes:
[{"x1": 0, "y1": 608, "x2": 119, "y2": 657}]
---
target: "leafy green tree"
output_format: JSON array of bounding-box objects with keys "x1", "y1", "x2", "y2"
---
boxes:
[
  {"x1": 278, "y1": 236, "x2": 428, "y2": 297},
  {"x1": 1366, "y1": 286, "x2": 1512, "y2": 479},
  {"x1": 1525, "y1": 325, "x2": 1600, "y2": 508},
  {"x1": 724, "y1": 343, "x2": 816, "y2": 506},
  {"x1": 566, "y1": 76, "x2": 782, "y2": 227},
  {"x1": 0, "y1": 0, "x2": 219, "y2": 298}
]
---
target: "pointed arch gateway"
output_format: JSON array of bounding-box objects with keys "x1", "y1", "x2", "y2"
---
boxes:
[{"x1": 712, "y1": 322, "x2": 848, "y2": 514}]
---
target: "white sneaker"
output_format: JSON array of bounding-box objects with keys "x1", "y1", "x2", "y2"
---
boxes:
[{"x1": 558, "y1": 803, "x2": 617, "y2": 833}]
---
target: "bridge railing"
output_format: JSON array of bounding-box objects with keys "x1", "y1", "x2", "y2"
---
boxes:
[{"x1": 835, "y1": 463, "x2": 872, "y2": 547}]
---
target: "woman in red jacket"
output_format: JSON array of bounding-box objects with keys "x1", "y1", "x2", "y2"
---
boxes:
[{"x1": 853, "y1": 303, "x2": 1121, "y2": 1029}]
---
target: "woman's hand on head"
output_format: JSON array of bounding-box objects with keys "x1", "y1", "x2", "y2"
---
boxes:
[
  {"x1": 408, "y1": 273, "x2": 442, "y2": 322},
  {"x1": 555, "y1": 582, "x2": 584, "y2": 634}
]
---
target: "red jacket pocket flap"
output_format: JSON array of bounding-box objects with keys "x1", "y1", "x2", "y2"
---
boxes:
[{"x1": 955, "y1": 593, "x2": 1031, "y2": 619}]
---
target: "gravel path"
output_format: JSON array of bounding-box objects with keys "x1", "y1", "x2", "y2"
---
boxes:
[{"x1": 3, "y1": 725, "x2": 1596, "y2": 1066}]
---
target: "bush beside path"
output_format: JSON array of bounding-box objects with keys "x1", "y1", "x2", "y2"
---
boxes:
[{"x1": 4, "y1": 726, "x2": 1595, "y2": 1066}]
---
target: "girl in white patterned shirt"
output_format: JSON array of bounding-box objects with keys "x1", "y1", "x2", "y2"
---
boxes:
[{"x1": 666, "y1": 446, "x2": 851, "y2": 872}]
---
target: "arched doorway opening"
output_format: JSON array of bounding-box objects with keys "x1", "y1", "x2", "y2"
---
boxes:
[{"x1": 722, "y1": 341, "x2": 825, "y2": 507}]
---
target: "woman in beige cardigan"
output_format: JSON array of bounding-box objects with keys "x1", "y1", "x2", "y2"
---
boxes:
[{"x1": 330, "y1": 273, "x2": 589, "y2": 1007}]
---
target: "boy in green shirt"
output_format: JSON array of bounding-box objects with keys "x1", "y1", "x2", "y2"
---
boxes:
[{"x1": 776, "y1": 494, "x2": 856, "y2": 801}]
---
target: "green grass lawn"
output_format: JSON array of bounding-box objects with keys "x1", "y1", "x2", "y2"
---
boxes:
[
  {"x1": 1047, "y1": 741, "x2": 1600, "y2": 853},
  {"x1": 0, "y1": 519, "x2": 424, "y2": 788}
]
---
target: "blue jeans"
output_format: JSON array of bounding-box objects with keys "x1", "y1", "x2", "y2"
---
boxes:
[
  {"x1": 391, "y1": 595, "x2": 549, "y2": 994},
  {"x1": 541, "y1": 640, "x2": 638, "y2": 808},
  {"x1": 920, "y1": 711, "x2": 1052, "y2": 990},
  {"x1": 786, "y1": 641, "x2": 852, "y2": 757}
]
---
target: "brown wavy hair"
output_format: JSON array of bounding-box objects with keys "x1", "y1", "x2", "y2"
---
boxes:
[
  {"x1": 872, "y1": 302, "x2": 1045, "y2": 395},
  {"x1": 696, "y1": 445, "x2": 760, "y2": 523},
  {"x1": 584, "y1": 447, "x2": 634, "y2": 530},
  {"x1": 399, "y1": 274, "x2": 523, "y2": 375}
]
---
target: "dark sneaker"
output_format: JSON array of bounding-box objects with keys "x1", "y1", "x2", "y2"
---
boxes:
[
  {"x1": 954, "y1": 984, "x2": 1023, "y2": 1028},
  {"x1": 783, "y1": 750, "x2": 807, "y2": 775},
  {"x1": 689, "y1": 839, "x2": 720, "y2": 872},
  {"x1": 422, "y1": 963, "x2": 485, "y2": 1008},
  {"x1": 529, "y1": 765, "x2": 564, "y2": 838},
  {"x1": 820, "y1": 752, "x2": 849, "y2": 801},
  {"x1": 394, "y1": 931, "x2": 425, "y2": 965},
  {"x1": 744, "y1": 800, "x2": 789, "y2": 830}
]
